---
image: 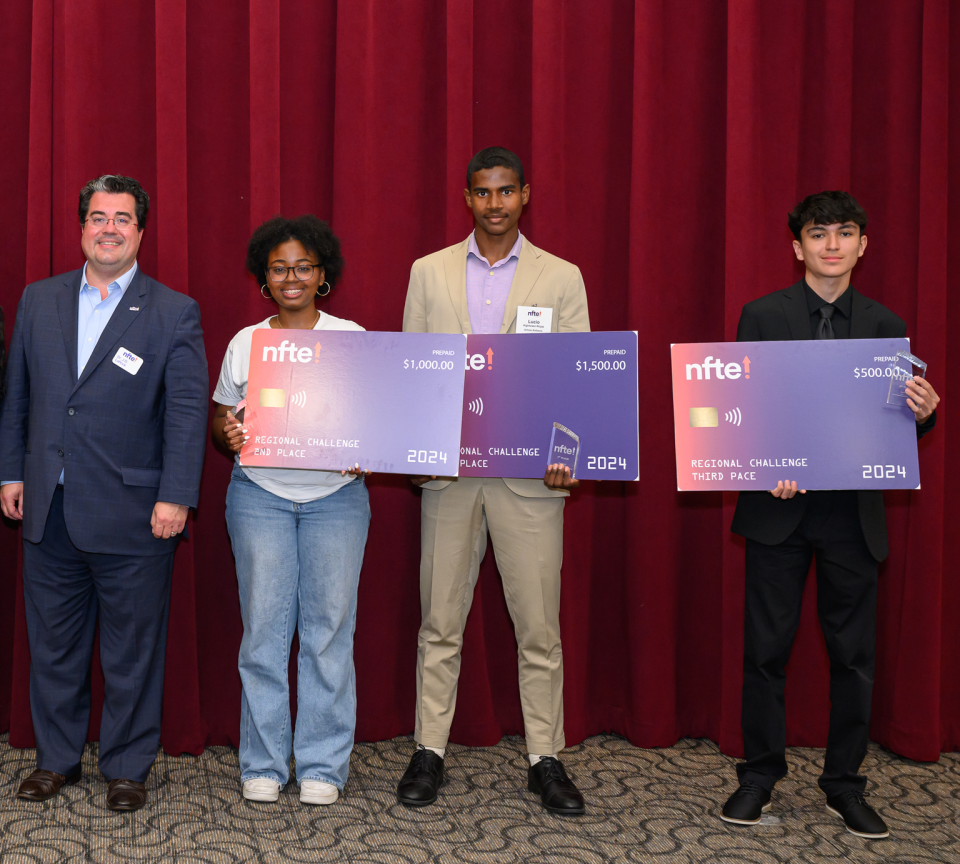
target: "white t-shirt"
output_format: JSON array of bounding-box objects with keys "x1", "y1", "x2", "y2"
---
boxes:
[{"x1": 213, "y1": 312, "x2": 365, "y2": 502}]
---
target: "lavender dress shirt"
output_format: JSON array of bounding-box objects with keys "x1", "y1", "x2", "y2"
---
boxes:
[{"x1": 465, "y1": 232, "x2": 522, "y2": 334}]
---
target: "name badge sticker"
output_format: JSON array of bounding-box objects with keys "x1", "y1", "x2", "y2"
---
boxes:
[
  {"x1": 517, "y1": 305, "x2": 553, "y2": 333},
  {"x1": 112, "y1": 347, "x2": 144, "y2": 376}
]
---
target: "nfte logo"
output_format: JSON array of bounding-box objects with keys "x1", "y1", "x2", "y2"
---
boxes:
[
  {"x1": 685, "y1": 355, "x2": 752, "y2": 380},
  {"x1": 527, "y1": 309, "x2": 541, "y2": 317},
  {"x1": 262, "y1": 340, "x2": 322, "y2": 363},
  {"x1": 466, "y1": 348, "x2": 494, "y2": 371}
]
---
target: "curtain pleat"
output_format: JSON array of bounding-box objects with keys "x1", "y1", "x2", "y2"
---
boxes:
[{"x1": 0, "y1": 0, "x2": 955, "y2": 762}]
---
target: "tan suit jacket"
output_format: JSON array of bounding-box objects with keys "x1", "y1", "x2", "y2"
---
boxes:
[{"x1": 402, "y1": 235, "x2": 590, "y2": 497}]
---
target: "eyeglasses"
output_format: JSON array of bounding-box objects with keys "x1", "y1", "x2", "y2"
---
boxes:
[
  {"x1": 85, "y1": 215, "x2": 138, "y2": 230},
  {"x1": 266, "y1": 264, "x2": 322, "y2": 282}
]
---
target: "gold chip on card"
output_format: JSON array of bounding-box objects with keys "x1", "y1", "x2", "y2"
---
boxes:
[
  {"x1": 689, "y1": 407, "x2": 718, "y2": 427},
  {"x1": 259, "y1": 388, "x2": 287, "y2": 408}
]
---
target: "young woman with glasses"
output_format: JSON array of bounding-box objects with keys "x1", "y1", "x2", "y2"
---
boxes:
[{"x1": 211, "y1": 215, "x2": 370, "y2": 806}]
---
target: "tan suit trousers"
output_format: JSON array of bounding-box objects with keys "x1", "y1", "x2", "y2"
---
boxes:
[{"x1": 415, "y1": 477, "x2": 566, "y2": 755}]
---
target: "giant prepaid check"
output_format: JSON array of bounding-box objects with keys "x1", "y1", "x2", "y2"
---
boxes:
[
  {"x1": 458, "y1": 332, "x2": 639, "y2": 481},
  {"x1": 671, "y1": 338, "x2": 921, "y2": 491},
  {"x1": 239, "y1": 330, "x2": 466, "y2": 473}
]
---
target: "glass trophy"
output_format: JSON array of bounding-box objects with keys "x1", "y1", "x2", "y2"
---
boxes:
[
  {"x1": 548, "y1": 422, "x2": 580, "y2": 476},
  {"x1": 886, "y1": 350, "x2": 927, "y2": 405}
]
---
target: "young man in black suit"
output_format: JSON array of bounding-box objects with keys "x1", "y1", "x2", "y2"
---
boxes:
[{"x1": 720, "y1": 191, "x2": 940, "y2": 838}]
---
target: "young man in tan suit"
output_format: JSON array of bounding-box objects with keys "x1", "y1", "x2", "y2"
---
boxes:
[{"x1": 397, "y1": 147, "x2": 589, "y2": 815}]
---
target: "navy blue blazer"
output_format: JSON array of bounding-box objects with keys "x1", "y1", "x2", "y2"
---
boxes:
[
  {"x1": 730, "y1": 280, "x2": 935, "y2": 562},
  {"x1": 0, "y1": 267, "x2": 208, "y2": 556}
]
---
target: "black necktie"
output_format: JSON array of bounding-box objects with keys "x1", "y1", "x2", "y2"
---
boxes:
[{"x1": 817, "y1": 304, "x2": 836, "y2": 339}]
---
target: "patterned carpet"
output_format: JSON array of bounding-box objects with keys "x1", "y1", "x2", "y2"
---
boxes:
[{"x1": 1, "y1": 732, "x2": 958, "y2": 863}]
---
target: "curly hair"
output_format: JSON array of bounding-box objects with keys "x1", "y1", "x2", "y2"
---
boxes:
[{"x1": 245, "y1": 215, "x2": 345, "y2": 289}]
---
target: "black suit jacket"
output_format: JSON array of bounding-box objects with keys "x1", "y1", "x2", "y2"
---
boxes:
[
  {"x1": 0, "y1": 267, "x2": 209, "y2": 555},
  {"x1": 730, "y1": 280, "x2": 935, "y2": 562}
]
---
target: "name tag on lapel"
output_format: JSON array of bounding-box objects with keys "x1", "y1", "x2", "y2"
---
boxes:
[
  {"x1": 517, "y1": 305, "x2": 553, "y2": 333},
  {"x1": 112, "y1": 347, "x2": 144, "y2": 375}
]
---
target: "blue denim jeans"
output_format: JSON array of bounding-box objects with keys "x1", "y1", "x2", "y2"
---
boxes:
[{"x1": 225, "y1": 465, "x2": 370, "y2": 789}]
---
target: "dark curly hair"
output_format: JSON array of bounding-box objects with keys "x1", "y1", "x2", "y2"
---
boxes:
[
  {"x1": 245, "y1": 215, "x2": 345, "y2": 289},
  {"x1": 788, "y1": 191, "x2": 867, "y2": 240}
]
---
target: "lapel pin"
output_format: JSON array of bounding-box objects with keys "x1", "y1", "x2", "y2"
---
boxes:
[{"x1": 129, "y1": 306, "x2": 140, "y2": 311}]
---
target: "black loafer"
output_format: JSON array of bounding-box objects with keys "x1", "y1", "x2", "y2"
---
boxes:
[
  {"x1": 720, "y1": 781, "x2": 772, "y2": 825},
  {"x1": 826, "y1": 791, "x2": 889, "y2": 838},
  {"x1": 528, "y1": 757, "x2": 585, "y2": 815},
  {"x1": 397, "y1": 747, "x2": 444, "y2": 807}
]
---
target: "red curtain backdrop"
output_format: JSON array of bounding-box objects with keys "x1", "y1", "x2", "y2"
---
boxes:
[{"x1": 0, "y1": 0, "x2": 957, "y2": 762}]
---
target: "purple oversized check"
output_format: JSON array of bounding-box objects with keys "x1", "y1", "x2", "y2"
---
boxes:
[
  {"x1": 239, "y1": 330, "x2": 466, "y2": 474},
  {"x1": 671, "y1": 338, "x2": 921, "y2": 491},
  {"x1": 459, "y1": 332, "x2": 639, "y2": 480}
]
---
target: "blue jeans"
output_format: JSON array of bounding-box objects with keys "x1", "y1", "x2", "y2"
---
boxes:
[{"x1": 225, "y1": 465, "x2": 370, "y2": 789}]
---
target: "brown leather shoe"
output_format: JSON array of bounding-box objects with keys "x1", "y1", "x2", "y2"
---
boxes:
[
  {"x1": 106, "y1": 779, "x2": 147, "y2": 812},
  {"x1": 17, "y1": 769, "x2": 78, "y2": 801}
]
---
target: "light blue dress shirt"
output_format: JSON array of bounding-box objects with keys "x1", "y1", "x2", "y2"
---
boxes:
[{"x1": 77, "y1": 261, "x2": 138, "y2": 376}]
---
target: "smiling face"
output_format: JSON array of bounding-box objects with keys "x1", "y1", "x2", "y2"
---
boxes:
[
  {"x1": 793, "y1": 220, "x2": 867, "y2": 283},
  {"x1": 80, "y1": 191, "x2": 142, "y2": 277},
  {"x1": 265, "y1": 239, "x2": 324, "y2": 311},
  {"x1": 464, "y1": 165, "x2": 530, "y2": 240}
]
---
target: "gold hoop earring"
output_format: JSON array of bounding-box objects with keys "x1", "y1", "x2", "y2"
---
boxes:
[
  {"x1": 261, "y1": 285, "x2": 271, "y2": 299},
  {"x1": 317, "y1": 281, "x2": 331, "y2": 297}
]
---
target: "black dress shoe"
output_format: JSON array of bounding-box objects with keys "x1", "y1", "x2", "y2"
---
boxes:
[
  {"x1": 397, "y1": 748, "x2": 444, "y2": 807},
  {"x1": 528, "y1": 757, "x2": 585, "y2": 815},
  {"x1": 720, "y1": 781, "x2": 772, "y2": 825},
  {"x1": 826, "y1": 790, "x2": 889, "y2": 838},
  {"x1": 17, "y1": 769, "x2": 79, "y2": 801},
  {"x1": 106, "y1": 779, "x2": 147, "y2": 812}
]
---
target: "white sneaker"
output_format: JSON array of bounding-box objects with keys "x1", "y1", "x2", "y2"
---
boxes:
[
  {"x1": 242, "y1": 778, "x2": 280, "y2": 802},
  {"x1": 300, "y1": 779, "x2": 339, "y2": 805}
]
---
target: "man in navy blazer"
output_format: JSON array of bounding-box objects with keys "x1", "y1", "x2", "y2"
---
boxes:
[{"x1": 0, "y1": 175, "x2": 208, "y2": 811}]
